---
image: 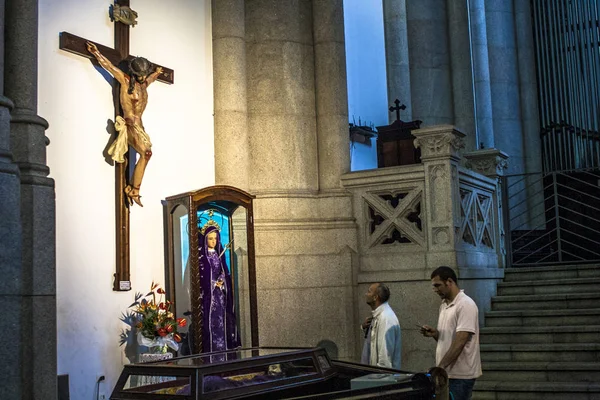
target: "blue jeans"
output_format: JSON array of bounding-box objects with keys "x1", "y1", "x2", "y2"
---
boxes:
[{"x1": 449, "y1": 378, "x2": 476, "y2": 400}]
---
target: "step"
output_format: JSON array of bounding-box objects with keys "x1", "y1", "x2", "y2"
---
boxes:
[
  {"x1": 479, "y1": 325, "x2": 600, "y2": 344},
  {"x1": 496, "y1": 277, "x2": 600, "y2": 295},
  {"x1": 490, "y1": 292, "x2": 600, "y2": 311},
  {"x1": 480, "y1": 343, "x2": 600, "y2": 363},
  {"x1": 503, "y1": 264, "x2": 600, "y2": 282},
  {"x1": 473, "y1": 381, "x2": 600, "y2": 400},
  {"x1": 484, "y1": 308, "x2": 600, "y2": 327},
  {"x1": 479, "y1": 362, "x2": 600, "y2": 383}
]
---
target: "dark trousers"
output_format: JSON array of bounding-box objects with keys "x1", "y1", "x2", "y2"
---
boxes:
[{"x1": 449, "y1": 378, "x2": 476, "y2": 400}]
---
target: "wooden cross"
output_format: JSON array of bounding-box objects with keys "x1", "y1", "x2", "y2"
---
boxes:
[
  {"x1": 389, "y1": 99, "x2": 407, "y2": 122},
  {"x1": 59, "y1": 0, "x2": 174, "y2": 291}
]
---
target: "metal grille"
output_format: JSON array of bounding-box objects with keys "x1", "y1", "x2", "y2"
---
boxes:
[
  {"x1": 503, "y1": 170, "x2": 600, "y2": 266},
  {"x1": 532, "y1": 0, "x2": 600, "y2": 171}
]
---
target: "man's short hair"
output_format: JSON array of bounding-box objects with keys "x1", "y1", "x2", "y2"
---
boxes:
[
  {"x1": 430, "y1": 266, "x2": 458, "y2": 284},
  {"x1": 376, "y1": 283, "x2": 391, "y2": 303}
]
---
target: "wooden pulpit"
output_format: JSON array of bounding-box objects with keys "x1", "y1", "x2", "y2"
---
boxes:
[{"x1": 376, "y1": 99, "x2": 422, "y2": 167}]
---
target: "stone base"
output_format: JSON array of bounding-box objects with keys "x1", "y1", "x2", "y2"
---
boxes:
[{"x1": 252, "y1": 191, "x2": 358, "y2": 360}]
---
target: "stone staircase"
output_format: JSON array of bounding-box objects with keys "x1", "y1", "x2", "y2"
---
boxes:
[{"x1": 473, "y1": 264, "x2": 600, "y2": 400}]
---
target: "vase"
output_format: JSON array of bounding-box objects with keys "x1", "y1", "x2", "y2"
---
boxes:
[{"x1": 139, "y1": 350, "x2": 173, "y2": 363}]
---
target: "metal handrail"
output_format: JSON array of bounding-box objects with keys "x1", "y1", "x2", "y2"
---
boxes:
[
  {"x1": 557, "y1": 213, "x2": 600, "y2": 236},
  {"x1": 511, "y1": 225, "x2": 556, "y2": 254},
  {"x1": 503, "y1": 169, "x2": 600, "y2": 266},
  {"x1": 557, "y1": 194, "x2": 600, "y2": 214},
  {"x1": 509, "y1": 198, "x2": 551, "y2": 227},
  {"x1": 556, "y1": 172, "x2": 600, "y2": 190},
  {"x1": 561, "y1": 238, "x2": 600, "y2": 257}
]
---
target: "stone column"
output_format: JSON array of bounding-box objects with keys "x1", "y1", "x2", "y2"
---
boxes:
[
  {"x1": 312, "y1": 0, "x2": 350, "y2": 191},
  {"x1": 213, "y1": 0, "x2": 249, "y2": 191},
  {"x1": 406, "y1": 0, "x2": 453, "y2": 126},
  {"x1": 0, "y1": 0, "x2": 22, "y2": 397},
  {"x1": 382, "y1": 0, "x2": 412, "y2": 121},
  {"x1": 413, "y1": 125, "x2": 465, "y2": 269},
  {"x1": 246, "y1": 0, "x2": 318, "y2": 192},
  {"x1": 244, "y1": 0, "x2": 357, "y2": 361},
  {"x1": 5, "y1": 0, "x2": 56, "y2": 399},
  {"x1": 485, "y1": 0, "x2": 525, "y2": 174},
  {"x1": 514, "y1": 2, "x2": 543, "y2": 230},
  {"x1": 447, "y1": 0, "x2": 476, "y2": 150},
  {"x1": 468, "y1": 0, "x2": 494, "y2": 149},
  {"x1": 514, "y1": 0, "x2": 541, "y2": 175}
]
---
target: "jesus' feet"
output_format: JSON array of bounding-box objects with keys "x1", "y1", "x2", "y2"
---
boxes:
[{"x1": 124, "y1": 185, "x2": 144, "y2": 207}]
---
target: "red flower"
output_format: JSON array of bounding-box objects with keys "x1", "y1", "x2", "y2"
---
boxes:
[
  {"x1": 174, "y1": 333, "x2": 182, "y2": 343},
  {"x1": 166, "y1": 324, "x2": 174, "y2": 333},
  {"x1": 157, "y1": 328, "x2": 167, "y2": 337},
  {"x1": 157, "y1": 288, "x2": 166, "y2": 294},
  {"x1": 177, "y1": 318, "x2": 187, "y2": 327},
  {"x1": 159, "y1": 302, "x2": 166, "y2": 310}
]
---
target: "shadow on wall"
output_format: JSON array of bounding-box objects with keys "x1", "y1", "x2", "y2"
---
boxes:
[
  {"x1": 316, "y1": 339, "x2": 339, "y2": 360},
  {"x1": 119, "y1": 310, "x2": 141, "y2": 363}
]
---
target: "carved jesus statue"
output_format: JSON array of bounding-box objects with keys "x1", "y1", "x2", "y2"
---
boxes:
[{"x1": 86, "y1": 41, "x2": 163, "y2": 207}]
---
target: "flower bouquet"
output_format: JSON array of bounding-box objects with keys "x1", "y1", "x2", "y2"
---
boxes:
[{"x1": 128, "y1": 281, "x2": 187, "y2": 353}]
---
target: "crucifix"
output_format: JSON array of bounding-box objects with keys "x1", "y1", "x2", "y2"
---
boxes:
[
  {"x1": 389, "y1": 99, "x2": 407, "y2": 122},
  {"x1": 59, "y1": 0, "x2": 174, "y2": 291}
]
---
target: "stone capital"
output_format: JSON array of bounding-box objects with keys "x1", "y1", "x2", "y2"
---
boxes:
[
  {"x1": 413, "y1": 125, "x2": 465, "y2": 162},
  {"x1": 463, "y1": 148, "x2": 509, "y2": 178}
]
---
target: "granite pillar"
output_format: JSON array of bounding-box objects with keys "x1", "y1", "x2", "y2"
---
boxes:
[
  {"x1": 406, "y1": 0, "x2": 453, "y2": 126},
  {"x1": 382, "y1": 0, "x2": 412, "y2": 121},
  {"x1": 213, "y1": 0, "x2": 249, "y2": 191},
  {"x1": 246, "y1": 0, "x2": 318, "y2": 192},
  {"x1": 0, "y1": 0, "x2": 22, "y2": 397},
  {"x1": 514, "y1": 0, "x2": 541, "y2": 175},
  {"x1": 312, "y1": 0, "x2": 350, "y2": 191},
  {"x1": 243, "y1": 0, "x2": 357, "y2": 360},
  {"x1": 447, "y1": 0, "x2": 476, "y2": 150},
  {"x1": 5, "y1": 0, "x2": 56, "y2": 399},
  {"x1": 514, "y1": 3, "x2": 544, "y2": 231},
  {"x1": 468, "y1": 0, "x2": 494, "y2": 150},
  {"x1": 485, "y1": 0, "x2": 525, "y2": 174}
]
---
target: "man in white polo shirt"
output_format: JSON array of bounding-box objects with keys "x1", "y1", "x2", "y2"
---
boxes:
[{"x1": 419, "y1": 266, "x2": 482, "y2": 400}]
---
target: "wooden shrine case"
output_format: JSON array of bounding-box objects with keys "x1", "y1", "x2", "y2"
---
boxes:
[
  {"x1": 109, "y1": 347, "x2": 439, "y2": 399},
  {"x1": 164, "y1": 186, "x2": 258, "y2": 355}
]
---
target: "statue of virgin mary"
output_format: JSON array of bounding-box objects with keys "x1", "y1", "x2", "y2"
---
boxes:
[{"x1": 199, "y1": 219, "x2": 240, "y2": 353}]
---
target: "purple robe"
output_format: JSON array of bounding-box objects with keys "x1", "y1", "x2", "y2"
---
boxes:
[{"x1": 199, "y1": 226, "x2": 240, "y2": 354}]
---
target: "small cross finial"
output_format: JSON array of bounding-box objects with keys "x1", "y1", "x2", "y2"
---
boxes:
[{"x1": 389, "y1": 99, "x2": 406, "y2": 122}]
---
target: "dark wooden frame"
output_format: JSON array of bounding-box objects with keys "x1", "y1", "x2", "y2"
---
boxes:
[
  {"x1": 164, "y1": 185, "x2": 258, "y2": 354},
  {"x1": 109, "y1": 347, "x2": 437, "y2": 400}
]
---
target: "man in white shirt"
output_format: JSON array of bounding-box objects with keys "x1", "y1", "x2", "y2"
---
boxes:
[
  {"x1": 419, "y1": 266, "x2": 482, "y2": 400},
  {"x1": 360, "y1": 283, "x2": 402, "y2": 369}
]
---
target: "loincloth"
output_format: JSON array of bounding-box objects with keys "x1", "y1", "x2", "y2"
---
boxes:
[{"x1": 108, "y1": 115, "x2": 152, "y2": 163}]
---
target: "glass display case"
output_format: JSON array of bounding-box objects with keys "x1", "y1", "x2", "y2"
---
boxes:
[
  {"x1": 110, "y1": 347, "x2": 438, "y2": 400},
  {"x1": 164, "y1": 186, "x2": 258, "y2": 355}
]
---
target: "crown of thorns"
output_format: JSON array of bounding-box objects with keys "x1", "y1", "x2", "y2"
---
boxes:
[{"x1": 128, "y1": 57, "x2": 153, "y2": 76}]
